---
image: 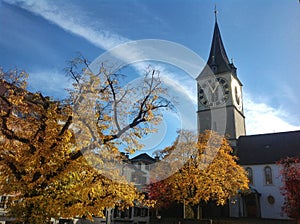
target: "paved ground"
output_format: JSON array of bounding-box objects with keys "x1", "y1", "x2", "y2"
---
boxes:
[
  {"x1": 212, "y1": 218, "x2": 296, "y2": 224},
  {"x1": 150, "y1": 218, "x2": 297, "y2": 224}
]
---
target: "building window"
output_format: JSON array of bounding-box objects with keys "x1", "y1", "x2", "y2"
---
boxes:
[
  {"x1": 0, "y1": 196, "x2": 11, "y2": 209},
  {"x1": 134, "y1": 207, "x2": 141, "y2": 217},
  {"x1": 114, "y1": 207, "x2": 132, "y2": 219},
  {"x1": 141, "y1": 208, "x2": 149, "y2": 217},
  {"x1": 245, "y1": 167, "x2": 253, "y2": 185},
  {"x1": 134, "y1": 207, "x2": 148, "y2": 217},
  {"x1": 0, "y1": 196, "x2": 7, "y2": 208},
  {"x1": 264, "y1": 166, "x2": 273, "y2": 185},
  {"x1": 131, "y1": 173, "x2": 146, "y2": 185},
  {"x1": 145, "y1": 164, "x2": 150, "y2": 171}
]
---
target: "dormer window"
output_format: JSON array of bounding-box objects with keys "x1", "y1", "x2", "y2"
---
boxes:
[{"x1": 264, "y1": 144, "x2": 271, "y2": 149}]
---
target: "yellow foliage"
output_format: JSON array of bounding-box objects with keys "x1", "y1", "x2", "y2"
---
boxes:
[
  {"x1": 0, "y1": 64, "x2": 167, "y2": 223},
  {"x1": 154, "y1": 130, "x2": 249, "y2": 207}
]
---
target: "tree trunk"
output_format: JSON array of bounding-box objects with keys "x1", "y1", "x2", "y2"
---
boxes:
[
  {"x1": 197, "y1": 204, "x2": 202, "y2": 220},
  {"x1": 183, "y1": 202, "x2": 186, "y2": 219}
]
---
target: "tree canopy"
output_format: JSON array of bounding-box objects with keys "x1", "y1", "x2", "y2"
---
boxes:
[
  {"x1": 0, "y1": 59, "x2": 170, "y2": 223},
  {"x1": 148, "y1": 130, "x2": 249, "y2": 209}
]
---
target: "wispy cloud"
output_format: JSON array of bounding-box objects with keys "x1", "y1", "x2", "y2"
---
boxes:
[
  {"x1": 27, "y1": 70, "x2": 71, "y2": 99},
  {"x1": 3, "y1": 0, "x2": 128, "y2": 49},
  {"x1": 4, "y1": 0, "x2": 198, "y2": 101},
  {"x1": 4, "y1": 0, "x2": 300, "y2": 135}
]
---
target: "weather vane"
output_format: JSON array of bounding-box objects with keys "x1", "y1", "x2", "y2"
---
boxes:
[{"x1": 214, "y1": 4, "x2": 218, "y2": 22}]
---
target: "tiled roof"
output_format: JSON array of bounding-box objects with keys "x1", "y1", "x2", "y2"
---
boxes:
[{"x1": 237, "y1": 130, "x2": 300, "y2": 165}]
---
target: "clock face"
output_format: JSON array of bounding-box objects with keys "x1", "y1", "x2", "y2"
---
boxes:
[
  {"x1": 231, "y1": 79, "x2": 243, "y2": 111},
  {"x1": 198, "y1": 77, "x2": 230, "y2": 107}
]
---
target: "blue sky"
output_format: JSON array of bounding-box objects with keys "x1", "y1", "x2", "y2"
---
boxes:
[{"x1": 1, "y1": 0, "x2": 300, "y2": 154}]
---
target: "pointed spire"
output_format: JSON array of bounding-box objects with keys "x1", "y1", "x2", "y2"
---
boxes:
[{"x1": 206, "y1": 9, "x2": 236, "y2": 75}]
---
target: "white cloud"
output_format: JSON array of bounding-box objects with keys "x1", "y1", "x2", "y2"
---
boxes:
[
  {"x1": 244, "y1": 92, "x2": 300, "y2": 135},
  {"x1": 27, "y1": 70, "x2": 71, "y2": 99},
  {"x1": 3, "y1": 0, "x2": 128, "y2": 50},
  {"x1": 154, "y1": 65, "x2": 197, "y2": 104}
]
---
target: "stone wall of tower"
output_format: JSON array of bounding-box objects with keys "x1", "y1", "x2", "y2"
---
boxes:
[{"x1": 197, "y1": 105, "x2": 245, "y2": 145}]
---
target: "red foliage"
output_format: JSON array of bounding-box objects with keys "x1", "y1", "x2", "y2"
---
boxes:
[
  {"x1": 147, "y1": 178, "x2": 174, "y2": 209},
  {"x1": 277, "y1": 157, "x2": 300, "y2": 219}
]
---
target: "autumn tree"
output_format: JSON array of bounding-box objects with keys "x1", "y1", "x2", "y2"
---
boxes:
[
  {"x1": 277, "y1": 157, "x2": 300, "y2": 223},
  {"x1": 0, "y1": 59, "x2": 170, "y2": 223},
  {"x1": 148, "y1": 130, "x2": 249, "y2": 219}
]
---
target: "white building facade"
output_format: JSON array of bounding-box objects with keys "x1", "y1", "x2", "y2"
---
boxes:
[
  {"x1": 230, "y1": 163, "x2": 288, "y2": 219},
  {"x1": 228, "y1": 131, "x2": 300, "y2": 220}
]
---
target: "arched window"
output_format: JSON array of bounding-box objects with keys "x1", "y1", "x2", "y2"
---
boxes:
[
  {"x1": 264, "y1": 166, "x2": 273, "y2": 185},
  {"x1": 245, "y1": 167, "x2": 253, "y2": 185}
]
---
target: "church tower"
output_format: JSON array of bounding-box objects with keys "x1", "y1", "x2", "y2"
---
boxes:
[{"x1": 197, "y1": 14, "x2": 245, "y2": 147}]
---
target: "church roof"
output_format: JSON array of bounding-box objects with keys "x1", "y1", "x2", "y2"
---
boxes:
[
  {"x1": 208, "y1": 21, "x2": 236, "y2": 75},
  {"x1": 199, "y1": 21, "x2": 237, "y2": 77},
  {"x1": 237, "y1": 130, "x2": 300, "y2": 165}
]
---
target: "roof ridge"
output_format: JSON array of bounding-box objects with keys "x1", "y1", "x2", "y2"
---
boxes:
[{"x1": 239, "y1": 130, "x2": 300, "y2": 139}]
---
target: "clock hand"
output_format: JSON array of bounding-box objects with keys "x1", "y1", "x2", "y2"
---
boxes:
[
  {"x1": 207, "y1": 81, "x2": 219, "y2": 93},
  {"x1": 212, "y1": 82, "x2": 220, "y2": 93}
]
